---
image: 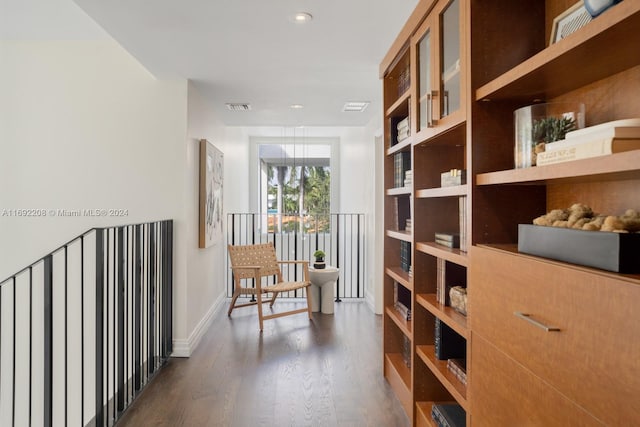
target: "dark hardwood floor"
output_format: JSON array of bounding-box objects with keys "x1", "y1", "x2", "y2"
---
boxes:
[{"x1": 117, "y1": 300, "x2": 409, "y2": 427}]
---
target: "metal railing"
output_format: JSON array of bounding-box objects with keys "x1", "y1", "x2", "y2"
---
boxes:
[
  {"x1": 0, "y1": 220, "x2": 173, "y2": 427},
  {"x1": 226, "y1": 213, "x2": 365, "y2": 300}
]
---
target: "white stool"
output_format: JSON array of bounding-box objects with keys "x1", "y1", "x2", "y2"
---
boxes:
[{"x1": 309, "y1": 267, "x2": 340, "y2": 314}]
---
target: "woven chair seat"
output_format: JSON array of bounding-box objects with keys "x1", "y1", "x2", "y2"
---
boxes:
[{"x1": 227, "y1": 243, "x2": 313, "y2": 331}]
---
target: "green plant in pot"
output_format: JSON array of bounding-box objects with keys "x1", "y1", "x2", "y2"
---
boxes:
[{"x1": 313, "y1": 250, "x2": 326, "y2": 269}]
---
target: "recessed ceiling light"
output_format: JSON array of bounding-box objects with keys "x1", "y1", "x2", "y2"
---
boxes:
[
  {"x1": 290, "y1": 104, "x2": 304, "y2": 109},
  {"x1": 226, "y1": 103, "x2": 251, "y2": 111},
  {"x1": 293, "y1": 12, "x2": 313, "y2": 23},
  {"x1": 342, "y1": 101, "x2": 370, "y2": 112}
]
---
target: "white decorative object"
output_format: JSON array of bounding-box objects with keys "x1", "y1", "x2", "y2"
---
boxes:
[{"x1": 550, "y1": 2, "x2": 593, "y2": 45}]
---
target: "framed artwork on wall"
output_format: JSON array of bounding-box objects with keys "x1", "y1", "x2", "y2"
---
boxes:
[{"x1": 199, "y1": 139, "x2": 223, "y2": 248}]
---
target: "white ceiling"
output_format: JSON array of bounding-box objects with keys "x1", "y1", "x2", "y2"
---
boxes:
[{"x1": 2, "y1": 0, "x2": 419, "y2": 127}]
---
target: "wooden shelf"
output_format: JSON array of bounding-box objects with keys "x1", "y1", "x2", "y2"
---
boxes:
[
  {"x1": 416, "y1": 345, "x2": 468, "y2": 411},
  {"x1": 416, "y1": 185, "x2": 468, "y2": 199},
  {"x1": 386, "y1": 229, "x2": 412, "y2": 242},
  {"x1": 386, "y1": 89, "x2": 411, "y2": 117},
  {"x1": 476, "y1": 150, "x2": 640, "y2": 185},
  {"x1": 416, "y1": 294, "x2": 468, "y2": 339},
  {"x1": 385, "y1": 267, "x2": 412, "y2": 289},
  {"x1": 387, "y1": 136, "x2": 413, "y2": 156},
  {"x1": 415, "y1": 242, "x2": 468, "y2": 267},
  {"x1": 386, "y1": 186, "x2": 412, "y2": 196},
  {"x1": 384, "y1": 353, "x2": 412, "y2": 416},
  {"x1": 385, "y1": 306, "x2": 412, "y2": 339},
  {"x1": 477, "y1": 244, "x2": 640, "y2": 286},
  {"x1": 476, "y1": 1, "x2": 640, "y2": 101},
  {"x1": 416, "y1": 402, "x2": 438, "y2": 427}
]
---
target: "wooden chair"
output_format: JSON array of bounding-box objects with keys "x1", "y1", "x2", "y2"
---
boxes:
[{"x1": 227, "y1": 243, "x2": 313, "y2": 331}]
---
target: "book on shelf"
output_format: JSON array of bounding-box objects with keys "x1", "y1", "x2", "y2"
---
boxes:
[
  {"x1": 394, "y1": 301, "x2": 411, "y2": 321},
  {"x1": 431, "y1": 403, "x2": 466, "y2": 427},
  {"x1": 459, "y1": 196, "x2": 467, "y2": 252},
  {"x1": 537, "y1": 137, "x2": 640, "y2": 165},
  {"x1": 405, "y1": 218, "x2": 412, "y2": 233},
  {"x1": 400, "y1": 241, "x2": 412, "y2": 273},
  {"x1": 403, "y1": 170, "x2": 413, "y2": 187},
  {"x1": 447, "y1": 358, "x2": 467, "y2": 385},
  {"x1": 564, "y1": 118, "x2": 640, "y2": 140},
  {"x1": 393, "y1": 152, "x2": 411, "y2": 188},
  {"x1": 436, "y1": 258, "x2": 446, "y2": 304},
  {"x1": 397, "y1": 116, "x2": 410, "y2": 142},
  {"x1": 434, "y1": 318, "x2": 466, "y2": 361},
  {"x1": 435, "y1": 232, "x2": 460, "y2": 249},
  {"x1": 440, "y1": 169, "x2": 466, "y2": 187},
  {"x1": 401, "y1": 334, "x2": 411, "y2": 369}
]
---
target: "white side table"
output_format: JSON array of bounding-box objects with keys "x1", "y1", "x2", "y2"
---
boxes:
[{"x1": 308, "y1": 266, "x2": 340, "y2": 314}]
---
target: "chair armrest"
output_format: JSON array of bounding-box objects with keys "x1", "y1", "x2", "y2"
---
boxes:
[
  {"x1": 276, "y1": 260, "x2": 310, "y2": 282},
  {"x1": 230, "y1": 265, "x2": 262, "y2": 270},
  {"x1": 276, "y1": 260, "x2": 309, "y2": 265}
]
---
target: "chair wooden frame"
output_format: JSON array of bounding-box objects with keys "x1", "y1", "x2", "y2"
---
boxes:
[{"x1": 227, "y1": 243, "x2": 313, "y2": 331}]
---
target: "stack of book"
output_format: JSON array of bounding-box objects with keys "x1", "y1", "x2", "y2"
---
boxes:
[
  {"x1": 400, "y1": 241, "x2": 412, "y2": 273},
  {"x1": 459, "y1": 196, "x2": 467, "y2": 252},
  {"x1": 397, "y1": 116, "x2": 410, "y2": 143},
  {"x1": 440, "y1": 169, "x2": 466, "y2": 187},
  {"x1": 394, "y1": 281, "x2": 411, "y2": 321},
  {"x1": 435, "y1": 232, "x2": 460, "y2": 249},
  {"x1": 436, "y1": 258, "x2": 447, "y2": 304},
  {"x1": 405, "y1": 218, "x2": 412, "y2": 233},
  {"x1": 536, "y1": 118, "x2": 640, "y2": 166},
  {"x1": 431, "y1": 403, "x2": 466, "y2": 427},
  {"x1": 393, "y1": 152, "x2": 411, "y2": 187},
  {"x1": 404, "y1": 169, "x2": 413, "y2": 187},
  {"x1": 446, "y1": 358, "x2": 467, "y2": 386}
]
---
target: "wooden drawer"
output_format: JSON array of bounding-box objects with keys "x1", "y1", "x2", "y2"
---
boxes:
[
  {"x1": 470, "y1": 334, "x2": 603, "y2": 427},
  {"x1": 469, "y1": 246, "x2": 640, "y2": 426}
]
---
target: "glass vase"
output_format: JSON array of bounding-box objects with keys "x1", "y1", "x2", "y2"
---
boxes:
[{"x1": 514, "y1": 102, "x2": 585, "y2": 168}]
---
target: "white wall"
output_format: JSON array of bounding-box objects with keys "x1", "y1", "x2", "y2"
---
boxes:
[
  {"x1": 175, "y1": 81, "x2": 228, "y2": 356},
  {"x1": 0, "y1": 40, "x2": 187, "y2": 281},
  {"x1": 0, "y1": 40, "x2": 229, "y2": 359}
]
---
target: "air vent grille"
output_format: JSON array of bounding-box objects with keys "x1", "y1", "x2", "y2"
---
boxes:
[{"x1": 226, "y1": 103, "x2": 252, "y2": 111}]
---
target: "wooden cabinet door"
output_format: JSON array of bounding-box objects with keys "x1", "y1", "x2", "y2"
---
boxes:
[
  {"x1": 469, "y1": 245, "x2": 640, "y2": 425},
  {"x1": 470, "y1": 334, "x2": 603, "y2": 427}
]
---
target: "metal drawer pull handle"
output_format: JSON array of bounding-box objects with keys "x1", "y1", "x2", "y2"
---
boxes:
[{"x1": 514, "y1": 312, "x2": 560, "y2": 332}]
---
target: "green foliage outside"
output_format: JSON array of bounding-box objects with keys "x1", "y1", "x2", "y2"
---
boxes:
[{"x1": 267, "y1": 165, "x2": 331, "y2": 233}]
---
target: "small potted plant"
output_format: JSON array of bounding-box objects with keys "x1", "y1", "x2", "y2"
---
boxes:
[{"x1": 313, "y1": 250, "x2": 326, "y2": 269}]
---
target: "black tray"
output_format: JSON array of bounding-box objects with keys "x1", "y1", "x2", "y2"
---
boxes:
[{"x1": 518, "y1": 224, "x2": 640, "y2": 273}]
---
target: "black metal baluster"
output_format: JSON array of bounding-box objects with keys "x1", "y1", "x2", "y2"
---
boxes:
[
  {"x1": 117, "y1": 227, "x2": 125, "y2": 413},
  {"x1": 166, "y1": 221, "x2": 173, "y2": 355},
  {"x1": 44, "y1": 255, "x2": 53, "y2": 427},
  {"x1": 335, "y1": 215, "x2": 342, "y2": 302},
  {"x1": 148, "y1": 225, "x2": 155, "y2": 377},
  {"x1": 29, "y1": 267, "x2": 32, "y2": 427},
  {"x1": 64, "y1": 246, "x2": 68, "y2": 426},
  {"x1": 80, "y1": 237, "x2": 84, "y2": 427},
  {"x1": 95, "y1": 229, "x2": 104, "y2": 427},
  {"x1": 134, "y1": 225, "x2": 141, "y2": 393},
  {"x1": 12, "y1": 277, "x2": 16, "y2": 427}
]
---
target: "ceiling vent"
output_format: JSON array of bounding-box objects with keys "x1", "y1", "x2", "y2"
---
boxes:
[
  {"x1": 226, "y1": 103, "x2": 252, "y2": 111},
  {"x1": 342, "y1": 101, "x2": 370, "y2": 112}
]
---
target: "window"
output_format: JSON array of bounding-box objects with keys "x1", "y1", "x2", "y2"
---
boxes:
[{"x1": 252, "y1": 137, "x2": 337, "y2": 233}]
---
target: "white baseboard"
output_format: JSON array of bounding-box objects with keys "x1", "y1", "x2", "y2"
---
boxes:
[
  {"x1": 365, "y1": 288, "x2": 379, "y2": 314},
  {"x1": 171, "y1": 293, "x2": 226, "y2": 358}
]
